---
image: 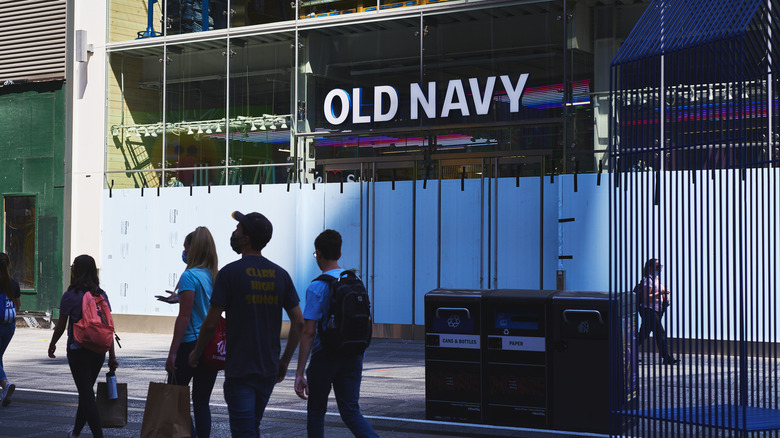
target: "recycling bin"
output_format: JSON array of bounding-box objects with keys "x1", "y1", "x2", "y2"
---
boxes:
[
  {"x1": 425, "y1": 289, "x2": 486, "y2": 422},
  {"x1": 550, "y1": 291, "x2": 637, "y2": 433},
  {"x1": 482, "y1": 289, "x2": 557, "y2": 427}
]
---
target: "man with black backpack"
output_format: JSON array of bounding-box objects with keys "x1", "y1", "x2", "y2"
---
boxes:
[{"x1": 294, "y1": 229, "x2": 378, "y2": 438}]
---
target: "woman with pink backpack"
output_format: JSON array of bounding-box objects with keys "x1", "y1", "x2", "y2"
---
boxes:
[{"x1": 48, "y1": 254, "x2": 119, "y2": 438}]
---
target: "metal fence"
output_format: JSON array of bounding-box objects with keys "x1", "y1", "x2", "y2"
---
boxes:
[{"x1": 609, "y1": 1, "x2": 780, "y2": 436}]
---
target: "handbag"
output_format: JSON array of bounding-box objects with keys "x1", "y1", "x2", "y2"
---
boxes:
[
  {"x1": 202, "y1": 316, "x2": 226, "y2": 371},
  {"x1": 140, "y1": 381, "x2": 192, "y2": 438},
  {"x1": 97, "y1": 380, "x2": 127, "y2": 428}
]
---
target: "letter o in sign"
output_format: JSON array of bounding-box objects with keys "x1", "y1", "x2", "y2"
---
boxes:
[{"x1": 324, "y1": 89, "x2": 350, "y2": 125}]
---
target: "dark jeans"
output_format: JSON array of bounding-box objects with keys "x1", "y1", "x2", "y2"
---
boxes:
[
  {"x1": 223, "y1": 374, "x2": 277, "y2": 437},
  {"x1": 168, "y1": 340, "x2": 218, "y2": 438},
  {"x1": 67, "y1": 347, "x2": 106, "y2": 438},
  {"x1": 0, "y1": 322, "x2": 14, "y2": 381},
  {"x1": 638, "y1": 307, "x2": 673, "y2": 361},
  {"x1": 306, "y1": 351, "x2": 378, "y2": 438}
]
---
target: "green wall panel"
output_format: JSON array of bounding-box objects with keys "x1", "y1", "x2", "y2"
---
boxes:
[
  {"x1": 0, "y1": 82, "x2": 66, "y2": 314},
  {"x1": 0, "y1": 159, "x2": 23, "y2": 191}
]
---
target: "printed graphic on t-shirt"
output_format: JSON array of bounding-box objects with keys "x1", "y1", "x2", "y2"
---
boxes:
[{"x1": 245, "y1": 267, "x2": 279, "y2": 305}]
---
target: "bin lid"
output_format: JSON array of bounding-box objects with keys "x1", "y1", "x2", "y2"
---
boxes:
[
  {"x1": 484, "y1": 289, "x2": 558, "y2": 301},
  {"x1": 552, "y1": 291, "x2": 610, "y2": 302},
  {"x1": 425, "y1": 289, "x2": 487, "y2": 298}
]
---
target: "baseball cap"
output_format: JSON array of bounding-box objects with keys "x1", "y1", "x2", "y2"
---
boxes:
[{"x1": 232, "y1": 211, "x2": 273, "y2": 248}]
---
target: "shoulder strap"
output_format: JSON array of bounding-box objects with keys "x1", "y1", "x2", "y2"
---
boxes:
[{"x1": 314, "y1": 274, "x2": 337, "y2": 284}]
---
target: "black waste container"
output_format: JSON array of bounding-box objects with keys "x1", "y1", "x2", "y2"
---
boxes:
[
  {"x1": 550, "y1": 291, "x2": 637, "y2": 434},
  {"x1": 425, "y1": 289, "x2": 486, "y2": 422},
  {"x1": 482, "y1": 289, "x2": 557, "y2": 427}
]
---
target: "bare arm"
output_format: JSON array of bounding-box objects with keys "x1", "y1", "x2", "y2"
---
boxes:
[
  {"x1": 294, "y1": 319, "x2": 317, "y2": 399},
  {"x1": 189, "y1": 304, "x2": 224, "y2": 368},
  {"x1": 278, "y1": 305, "x2": 304, "y2": 383},
  {"x1": 13, "y1": 297, "x2": 20, "y2": 312},
  {"x1": 48, "y1": 313, "x2": 68, "y2": 358},
  {"x1": 166, "y1": 290, "x2": 195, "y2": 372}
]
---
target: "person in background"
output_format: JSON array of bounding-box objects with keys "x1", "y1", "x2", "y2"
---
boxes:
[
  {"x1": 190, "y1": 211, "x2": 304, "y2": 437},
  {"x1": 637, "y1": 258, "x2": 679, "y2": 365},
  {"x1": 294, "y1": 230, "x2": 378, "y2": 438},
  {"x1": 0, "y1": 253, "x2": 21, "y2": 407},
  {"x1": 48, "y1": 255, "x2": 119, "y2": 438},
  {"x1": 166, "y1": 227, "x2": 220, "y2": 437}
]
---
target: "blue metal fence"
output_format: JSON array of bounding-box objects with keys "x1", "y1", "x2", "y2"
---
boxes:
[{"x1": 610, "y1": 0, "x2": 780, "y2": 436}]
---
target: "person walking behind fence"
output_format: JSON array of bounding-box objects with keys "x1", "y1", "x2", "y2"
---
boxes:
[
  {"x1": 0, "y1": 253, "x2": 20, "y2": 407},
  {"x1": 190, "y1": 211, "x2": 304, "y2": 437},
  {"x1": 166, "y1": 227, "x2": 220, "y2": 437},
  {"x1": 48, "y1": 255, "x2": 119, "y2": 438},
  {"x1": 294, "y1": 230, "x2": 378, "y2": 438},
  {"x1": 637, "y1": 258, "x2": 679, "y2": 365}
]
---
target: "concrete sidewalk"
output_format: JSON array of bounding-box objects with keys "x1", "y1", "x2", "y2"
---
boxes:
[{"x1": 0, "y1": 328, "x2": 594, "y2": 437}]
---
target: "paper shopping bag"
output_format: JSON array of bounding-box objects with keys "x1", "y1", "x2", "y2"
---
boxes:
[
  {"x1": 97, "y1": 381, "x2": 128, "y2": 428},
  {"x1": 140, "y1": 381, "x2": 192, "y2": 438}
]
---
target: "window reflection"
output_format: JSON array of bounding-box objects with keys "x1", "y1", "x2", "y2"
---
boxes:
[
  {"x1": 107, "y1": 48, "x2": 165, "y2": 189},
  {"x1": 4, "y1": 196, "x2": 35, "y2": 290}
]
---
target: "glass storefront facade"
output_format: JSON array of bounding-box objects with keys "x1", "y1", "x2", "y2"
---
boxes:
[{"x1": 106, "y1": 0, "x2": 651, "y2": 188}]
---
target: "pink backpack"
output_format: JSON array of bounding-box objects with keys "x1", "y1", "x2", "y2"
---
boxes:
[{"x1": 73, "y1": 291, "x2": 115, "y2": 353}]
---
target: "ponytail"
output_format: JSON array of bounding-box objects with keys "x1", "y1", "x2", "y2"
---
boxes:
[{"x1": 0, "y1": 253, "x2": 12, "y2": 296}]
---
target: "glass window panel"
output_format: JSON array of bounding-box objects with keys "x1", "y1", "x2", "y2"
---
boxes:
[
  {"x1": 299, "y1": 0, "x2": 361, "y2": 20},
  {"x1": 4, "y1": 196, "x2": 36, "y2": 290},
  {"x1": 107, "y1": 48, "x2": 165, "y2": 189},
  {"x1": 232, "y1": 0, "x2": 295, "y2": 26},
  {"x1": 227, "y1": 33, "x2": 294, "y2": 184},
  {"x1": 166, "y1": 40, "x2": 228, "y2": 186},
  {"x1": 298, "y1": 18, "x2": 422, "y2": 135},
  {"x1": 166, "y1": 0, "x2": 228, "y2": 36},
  {"x1": 422, "y1": 2, "x2": 565, "y2": 156},
  {"x1": 378, "y1": 0, "x2": 456, "y2": 11},
  {"x1": 109, "y1": 0, "x2": 163, "y2": 43}
]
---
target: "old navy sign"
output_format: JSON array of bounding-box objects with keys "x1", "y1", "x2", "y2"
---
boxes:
[{"x1": 323, "y1": 74, "x2": 529, "y2": 125}]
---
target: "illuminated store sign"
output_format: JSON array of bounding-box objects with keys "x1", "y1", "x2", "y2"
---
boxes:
[{"x1": 323, "y1": 74, "x2": 529, "y2": 125}]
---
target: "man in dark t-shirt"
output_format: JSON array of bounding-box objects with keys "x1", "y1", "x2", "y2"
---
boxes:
[{"x1": 191, "y1": 211, "x2": 304, "y2": 436}]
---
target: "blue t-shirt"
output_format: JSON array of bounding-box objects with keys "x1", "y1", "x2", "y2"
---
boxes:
[
  {"x1": 303, "y1": 268, "x2": 344, "y2": 354},
  {"x1": 210, "y1": 255, "x2": 300, "y2": 379},
  {"x1": 178, "y1": 267, "x2": 213, "y2": 343}
]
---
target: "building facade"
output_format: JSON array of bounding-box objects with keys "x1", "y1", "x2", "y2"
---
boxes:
[
  {"x1": 0, "y1": 0, "x2": 68, "y2": 315},
  {"x1": 71, "y1": 0, "x2": 654, "y2": 333}
]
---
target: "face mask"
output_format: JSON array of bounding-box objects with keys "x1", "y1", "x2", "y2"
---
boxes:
[
  {"x1": 181, "y1": 250, "x2": 188, "y2": 264},
  {"x1": 230, "y1": 234, "x2": 243, "y2": 254}
]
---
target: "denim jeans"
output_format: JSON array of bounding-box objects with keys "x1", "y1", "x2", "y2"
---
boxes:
[
  {"x1": 67, "y1": 347, "x2": 106, "y2": 438},
  {"x1": 0, "y1": 322, "x2": 14, "y2": 382},
  {"x1": 223, "y1": 374, "x2": 277, "y2": 437},
  {"x1": 168, "y1": 340, "x2": 218, "y2": 438},
  {"x1": 306, "y1": 351, "x2": 378, "y2": 438}
]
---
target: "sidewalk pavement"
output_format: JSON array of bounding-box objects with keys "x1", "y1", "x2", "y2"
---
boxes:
[{"x1": 0, "y1": 328, "x2": 598, "y2": 437}]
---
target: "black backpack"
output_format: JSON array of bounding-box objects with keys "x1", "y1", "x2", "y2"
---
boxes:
[{"x1": 316, "y1": 270, "x2": 372, "y2": 356}]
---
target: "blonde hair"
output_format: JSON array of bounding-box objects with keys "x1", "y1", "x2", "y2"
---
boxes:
[{"x1": 186, "y1": 226, "x2": 219, "y2": 281}]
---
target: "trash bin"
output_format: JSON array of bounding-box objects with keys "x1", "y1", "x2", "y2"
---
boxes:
[
  {"x1": 425, "y1": 289, "x2": 486, "y2": 422},
  {"x1": 550, "y1": 291, "x2": 637, "y2": 434},
  {"x1": 482, "y1": 289, "x2": 557, "y2": 427}
]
